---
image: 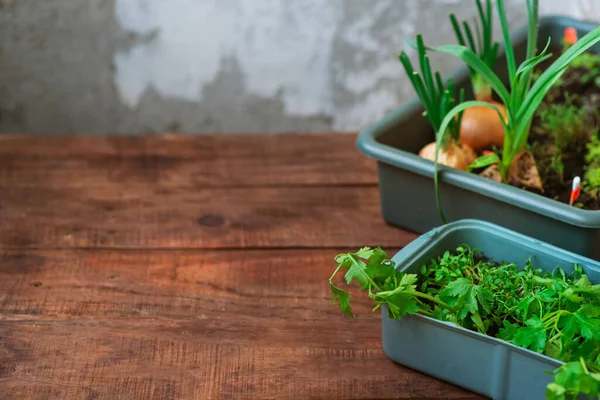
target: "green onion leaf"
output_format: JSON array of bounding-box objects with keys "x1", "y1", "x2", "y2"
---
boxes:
[
  {"x1": 427, "y1": 43, "x2": 510, "y2": 105},
  {"x1": 467, "y1": 153, "x2": 500, "y2": 171}
]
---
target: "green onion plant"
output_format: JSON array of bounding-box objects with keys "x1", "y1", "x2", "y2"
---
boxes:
[
  {"x1": 429, "y1": 0, "x2": 600, "y2": 222},
  {"x1": 398, "y1": 35, "x2": 465, "y2": 149},
  {"x1": 449, "y1": 0, "x2": 499, "y2": 101}
]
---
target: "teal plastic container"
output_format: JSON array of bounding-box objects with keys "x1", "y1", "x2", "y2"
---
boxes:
[
  {"x1": 382, "y1": 219, "x2": 600, "y2": 400},
  {"x1": 356, "y1": 16, "x2": 600, "y2": 259}
]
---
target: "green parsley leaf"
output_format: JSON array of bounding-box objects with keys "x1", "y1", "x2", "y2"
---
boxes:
[
  {"x1": 551, "y1": 359, "x2": 600, "y2": 399},
  {"x1": 330, "y1": 282, "x2": 353, "y2": 318},
  {"x1": 558, "y1": 306, "x2": 600, "y2": 341},
  {"x1": 575, "y1": 283, "x2": 600, "y2": 298},
  {"x1": 517, "y1": 297, "x2": 536, "y2": 320},
  {"x1": 575, "y1": 274, "x2": 592, "y2": 288},
  {"x1": 367, "y1": 247, "x2": 388, "y2": 264},
  {"x1": 329, "y1": 244, "x2": 600, "y2": 398},
  {"x1": 545, "y1": 339, "x2": 561, "y2": 360},
  {"x1": 364, "y1": 262, "x2": 394, "y2": 281},
  {"x1": 574, "y1": 306, "x2": 600, "y2": 340},
  {"x1": 439, "y1": 278, "x2": 492, "y2": 321},
  {"x1": 545, "y1": 382, "x2": 566, "y2": 400},
  {"x1": 475, "y1": 285, "x2": 493, "y2": 315},
  {"x1": 344, "y1": 255, "x2": 369, "y2": 288},
  {"x1": 432, "y1": 306, "x2": 457, "y2": 323},
  {"x1": 497, "y1": 320, "x2": 519, "y2": 341},
  {"x1": 386, "y1": 292, "x2": 420, "y2": 318},
  {"x1": 569, "y1": 339, "x2": 597, "y2": 361},
  {"x1": 562, "y1": 287, "x2": 585, "y2": 304},
  {"x1": 398, "y1": 273, "x2": 418, "y2": 291},
  {"x1": 537, "y1": 288, "x2": 558, "y2": 302},
  {"x1": 513, "y1": 315, "x2": 547, "y2": 353},
  {"x1": 354, "y1": 247, "x2": 375, "y2": 259},
  {"x1": 471, "y1": 312, "x2": 487, "y2": 333}
]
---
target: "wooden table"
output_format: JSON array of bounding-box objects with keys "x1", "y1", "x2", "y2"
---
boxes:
[{"x1": 0, "y1": 133, "x2": 484, "y2": 399}]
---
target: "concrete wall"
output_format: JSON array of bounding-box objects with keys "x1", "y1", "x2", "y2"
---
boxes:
[{"x1": 1, "y1": 0, "x2": 598, "y2": 135}]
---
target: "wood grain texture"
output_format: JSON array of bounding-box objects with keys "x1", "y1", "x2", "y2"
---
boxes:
[
  {"x1": 0, "y1": 185, "x2": 416, "y2": 249},
  {"x1": 0, "y1": 249, "x2": 483, "y2": 399},
  {"x1": 0, "y1": 133, "x2": 377, "y2": 188},
  {"x1": 0, "y1": 249, "x2": 388, "y2": 320},
  {"x1": 0, "y1": 133, "x2": 482, "y2": 399},
  {"x1": 0, "y1": 133, "x2": 414, "y2": 249},
  {"x1": 0, "y1": 319, "x2": 480, "y2": 400}
]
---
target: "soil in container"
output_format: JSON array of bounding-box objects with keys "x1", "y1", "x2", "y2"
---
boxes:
[
  {"x1": 399, "y1": 0, "x2": 600, "y2": 213},
  {"x1": 436, "y1": 40, "x2": 600, "y2": 211},
  {"x1": 329, "y1": 245, "x2": 600, "y2": 399},
  {"x1": 524, "y1": 44, "x2": 600, "y2": 209}
]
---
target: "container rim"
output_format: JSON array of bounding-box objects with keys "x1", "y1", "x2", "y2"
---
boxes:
[
  {"x1": 390, "y1": 311, "x2": 564, "y2": 368},
  {"x1": 357, "y1": 15, "x2": 600, "y2": 228},
  {"x1": 387, "y1": 219, "x2": 600, "y2": 368}
]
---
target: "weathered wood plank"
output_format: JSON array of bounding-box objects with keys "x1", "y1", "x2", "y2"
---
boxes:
[
  {"x1": 0, "y1": 319, "x2": 481, "y2": 399},
  {"x1": 0, "y1": 133, "x2": 456, "y2": 399},
  {"x1": 0, "y1": 249, "x2": 482, "y2": 399},
  {"x1": 0, "y1": 186, "x2": 416, "y2": 249},
  {"x1": 0, "y1": 249, "x2": 393, "y2": 321},
  {"x1": 0, "y1": 133, "x2": 377, "y2": 188}
]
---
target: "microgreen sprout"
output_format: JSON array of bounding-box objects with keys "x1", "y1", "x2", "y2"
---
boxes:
[
  {"x1": 536, "y1": 94, "x2": 590, "y2": 182},
  {"x1": 584, "y1": 135, "x2": 600, "y2": 198}
]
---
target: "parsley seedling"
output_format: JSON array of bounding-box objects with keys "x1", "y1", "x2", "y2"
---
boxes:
[{"x1": 330, "y1": 246, "x2": 600, "y2": 399}]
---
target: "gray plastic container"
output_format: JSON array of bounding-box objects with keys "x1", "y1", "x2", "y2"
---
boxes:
[
  {"x1": 356, "y1": 16, "x2": 600, "y2": 260},
  {"x1": 382, "y1": 219, "x2": 600, "y2": 400}
]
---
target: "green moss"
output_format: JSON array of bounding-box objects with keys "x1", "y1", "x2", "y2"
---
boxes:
[
  {"x1": 584, "y1": 168, "x2": 600, "y2": 197},
  {"x1": 536, "y1": 96, "x2": 589, "y2": 181},
  {"x1": 586, "y1": 134, "x2": 600, "y2": 164},
  {"x1": 571, "y1": 51, "x2": 600, "y2": 69},
  {"x1": 585, "y1": 166, "x2": 600, "y2": 186},
  {"x1": 563, "y1": 48, "x2": 600, "y2": 85},
  {"x1": 583, "y1": 135, "x2": 600, "y2": 198}
]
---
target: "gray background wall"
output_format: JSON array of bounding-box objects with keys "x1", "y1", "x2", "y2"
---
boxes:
[{"x1": 1, "y1": 0, "x2": 598, "y2": 135}]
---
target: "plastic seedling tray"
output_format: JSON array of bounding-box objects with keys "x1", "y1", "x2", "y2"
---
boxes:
[
  {"x1": 382, "y1": 219, "x2": 600, "y2": 400},
  {"x1": 356, "y1": 15, "x2": 600, "y2": 260}
]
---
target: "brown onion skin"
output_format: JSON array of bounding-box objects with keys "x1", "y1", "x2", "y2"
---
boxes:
[
  {"x1": 459, "y1": 101, "x2": 508, "y2": 151},
  {"x1": 418, "y1": 140, "x2": 476, "y2": 171}
]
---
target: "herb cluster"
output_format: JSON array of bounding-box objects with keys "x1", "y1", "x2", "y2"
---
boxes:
[
  {"x1": 413, "y1": 0, "x2": 600, "y2": 218},
  {"x1": 330, "y1": 246, "x2": 600, "y2": 399},
  {"x1": 536, "y1": 96, "x2": 589, "y2": 183},
  {"x1": 584, "y1": 135, "x2": 600, "y2": 198}
]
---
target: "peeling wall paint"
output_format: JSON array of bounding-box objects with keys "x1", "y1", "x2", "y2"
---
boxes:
[
  {"x1": 113, "y1": 0, "x2": 600, "y2": 132},
  {"x1": 114, "y1": 0, "x2": 340, "y2": 116},
  {"x1": 1, "y1": 0, "x2": 599, "y2": 135}
]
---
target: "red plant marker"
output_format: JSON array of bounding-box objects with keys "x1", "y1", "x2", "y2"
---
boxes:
[
  {"x1": 564, "y1": 27, "x2": 578, "y2": 45},
  {"x1": 570, "y1": 176, "x2": 581, "y2": 206}
]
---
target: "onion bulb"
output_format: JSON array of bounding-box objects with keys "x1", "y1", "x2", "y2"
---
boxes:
[
  {"x1": 508, "y1": 150, "x2": 543, "y2": 191},
  {"x1": 478, "y1": 151, "x2": 543, "y2": 192},
  {"x1": 459, "y1": 101, "x2": 508, "y2": 151},
  {"x1": 418, "y1": 140, "x2": 477, "y2": 171}
]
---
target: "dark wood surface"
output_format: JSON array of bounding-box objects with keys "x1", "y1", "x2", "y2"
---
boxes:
[{"x1": 0, "y1": 133, "x2": 484, "y2": 399}]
